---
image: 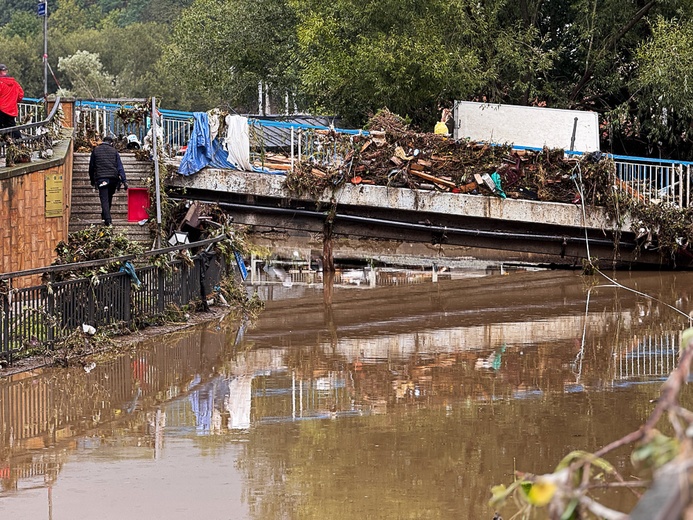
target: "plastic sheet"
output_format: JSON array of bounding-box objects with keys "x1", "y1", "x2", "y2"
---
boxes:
[{"x1": 178, "y1": 112, "x2": 238, "y2": 176}]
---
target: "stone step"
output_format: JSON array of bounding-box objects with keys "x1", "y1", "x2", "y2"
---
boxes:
[{"x1": 70, "y1": 153, "x2": 156, "y2": 247}]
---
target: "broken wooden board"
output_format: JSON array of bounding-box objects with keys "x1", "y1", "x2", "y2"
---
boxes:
[{"x1": 409, "y1": 169, "x2": 457, "y2": 189}]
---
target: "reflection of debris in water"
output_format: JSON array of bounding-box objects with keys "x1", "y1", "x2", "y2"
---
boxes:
[
  {"x1": 263, "y1": 265, "x2": 293, "y2": 287},
  {"x1": 475, "y1": 345, "x2": 506, "y2": 371},
  {"x1": 340, "y1": 269, "x2": 365, "y2": 286}
]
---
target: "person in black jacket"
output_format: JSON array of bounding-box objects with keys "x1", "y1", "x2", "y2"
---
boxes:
[{"x1": 89, "y1": 135, "x2": 128, "y2": 226}]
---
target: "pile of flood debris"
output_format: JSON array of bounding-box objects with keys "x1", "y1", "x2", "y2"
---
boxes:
[
  {"x1": 49, "y1": 226, "x2": 144, "y2": 281},
  {"x1": 49, "y1": 202, "x2": 236, "y2": 282},
  {"x1": 282, "y1": 108, "x2": 615, "y2": 207}
]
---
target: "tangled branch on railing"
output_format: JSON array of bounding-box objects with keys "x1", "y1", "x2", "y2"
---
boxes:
[{"x1": 490, "y1": 328, "x2": 693, "y2": 520}]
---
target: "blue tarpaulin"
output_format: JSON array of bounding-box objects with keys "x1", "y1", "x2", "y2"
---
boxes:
[
  {"x1": 178, "y1": 112, "x2": 284, "y2": 176},
  {"x1": 178, "y1": 112, "x2": 239, "y2": 176}
]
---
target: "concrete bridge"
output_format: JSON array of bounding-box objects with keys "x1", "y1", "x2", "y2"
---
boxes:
[
  {"x1": 0, "y1": 97, "x2": 684, "y2": 278},
  {"x1": 167, "y1": 163, "x2": 669, "y2": 270}
]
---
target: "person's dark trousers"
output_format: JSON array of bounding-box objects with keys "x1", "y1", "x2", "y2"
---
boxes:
[
  {"x1": 0, "y1": 111, "x2": 21, "y2": 140},
  {"x1": 97, "y1": 178, "x2": 119, "y2": 225}
]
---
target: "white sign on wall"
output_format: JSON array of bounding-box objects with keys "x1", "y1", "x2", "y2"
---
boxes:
[{"x1": 453, "y1": 101, "x2": 600, "y2": 153}]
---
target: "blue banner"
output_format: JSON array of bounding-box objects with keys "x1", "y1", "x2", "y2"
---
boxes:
[{"x1": 234, "y1": 250, "x2": 248, "y2": 281}]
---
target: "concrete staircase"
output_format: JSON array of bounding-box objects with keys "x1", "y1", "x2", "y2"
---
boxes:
[{"x1": 70, "y1": 152, "x2": 155, "y2": 246}]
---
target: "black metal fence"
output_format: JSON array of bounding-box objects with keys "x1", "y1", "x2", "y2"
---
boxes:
[{"x1": 1, "y1": 238, "x2": 228, "y2": 364}]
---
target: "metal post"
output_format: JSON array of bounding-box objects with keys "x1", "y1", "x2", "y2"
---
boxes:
[
  {"x1": 258, "y1": 82, "x2": 263, "y2": 115},
  {"x1": 290, "y1": 126, "x2": 294, "y2": 172},
  {"x1": 43, "y1": 0, "x2": 48, "y2": 99},
  {"x1": 2, "y1": 290, "x2": 9, "y2": 363},
  {"x1": 152, "y1": 97, "x2": 162, "y2": 248},
  {"x1": 46, "y1": 274, "x2": 54, "y2": 343}
]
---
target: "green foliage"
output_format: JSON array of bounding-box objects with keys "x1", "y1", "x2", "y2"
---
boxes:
[
  {"x1": 57, "y1": 50, "x2": 119, "y2": 98},
  {"x1": 3, "y1": 11, "x2": 42, "y2": 38},
  {"x1": 631, "y1": 430, "x2": 679, "y2": 471},
  {"x1": 163, "y1": 0, "x2": 298, "y2": 111},
  {"x1": 0, "y1": 32, "x2": 44, "y2": 97},
  {"x1": 628, "y1": 17, "x2": 693, "y2": 154},
  {"x1": 290, "y1": 0, "x2": 486, "y2": 127},
  {"x1": 52, "y1": 225, "x2": 144, "y2": 279}
]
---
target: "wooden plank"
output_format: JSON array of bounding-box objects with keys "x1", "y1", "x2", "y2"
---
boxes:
[
  {"x1": 360, "y1": 140, "x2": 373, "y2": 154},
  {"x1": 257, "y1": 162, "x2": 292, "y2": 171},
  {"x1": 616, "y1": 178, "x2": 645, "y2": 202},
  {"x1": 458, "y1": 181, "x2": 478, "y2": 193},
  {"x1": 409, "y1": 169, "x2": 457, "y2": 188}
]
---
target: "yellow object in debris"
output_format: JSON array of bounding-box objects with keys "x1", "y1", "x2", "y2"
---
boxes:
[
  {"x1": 434, "y1": 121, "x2": 449, "y2": 135},
  {"x1": 394, "y1": 146, "x2": 413, "y2": 161}
]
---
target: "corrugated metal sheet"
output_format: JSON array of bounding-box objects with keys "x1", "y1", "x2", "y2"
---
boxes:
[{"x1": 249, "y1": 115, "x2": 343, "y2": 152}]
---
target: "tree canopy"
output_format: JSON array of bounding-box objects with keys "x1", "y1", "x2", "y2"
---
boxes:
[{"x1": 3, "y1": 0, "x2": 693, "y2": 157}]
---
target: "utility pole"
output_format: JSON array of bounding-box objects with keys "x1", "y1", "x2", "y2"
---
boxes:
[{"x1": 38, "y1": 0, "x2": 48, "y2": 98}]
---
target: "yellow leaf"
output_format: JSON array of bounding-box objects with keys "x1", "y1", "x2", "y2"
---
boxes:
[{"x1": 527, "y1": 480, "x2": 557, "y2": 507}]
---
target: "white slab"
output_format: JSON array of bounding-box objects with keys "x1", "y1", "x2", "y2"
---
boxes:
[{"x1": 454, "y1": 101, "x2": 600, "y2": 153}]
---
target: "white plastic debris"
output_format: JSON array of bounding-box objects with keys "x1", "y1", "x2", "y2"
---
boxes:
[{"x1": 82, "y1": 323, "x2": 96, "y2": 335}]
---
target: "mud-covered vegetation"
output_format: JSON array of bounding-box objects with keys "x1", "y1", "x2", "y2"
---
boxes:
[{"x1": 32, "y1": 200, "x2": 267, "y2": 367}]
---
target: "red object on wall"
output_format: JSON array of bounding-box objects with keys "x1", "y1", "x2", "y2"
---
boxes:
[{"x1": 127, "y1": 188, "x2": 150, "y2": 222}]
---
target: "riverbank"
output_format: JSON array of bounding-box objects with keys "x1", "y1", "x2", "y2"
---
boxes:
[{"x1": 0, "y1": 305, "x2": 236, "y2": 378}]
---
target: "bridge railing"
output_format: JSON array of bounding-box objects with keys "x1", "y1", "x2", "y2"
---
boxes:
[
  {"x1": 69, "y1": 98, "x2": 693, "y2": 209},
  {"x1": 613, "y1": 156, "x2": 692, "y2": 208},
  {"x1": 512, "y1": 145, "x2": 692, "y2": 208},
  {"x1": 0, "y1": 236, "x2": 228, "y2": 365},
  {"x1": 0, "y1": 97, "x2": 63, "y2": 159},
  {"x1": 74, "y1": 100, "x2": 193, "y2": 153}
]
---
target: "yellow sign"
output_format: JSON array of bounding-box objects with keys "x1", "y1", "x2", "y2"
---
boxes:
[{"x1": 45, "y1": 173, "x2": 63, "y2": 218}]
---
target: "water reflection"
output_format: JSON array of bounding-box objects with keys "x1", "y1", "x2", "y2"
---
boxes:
[{"x1": 0, "y1": 270, "x2": 692, "y2": 519}]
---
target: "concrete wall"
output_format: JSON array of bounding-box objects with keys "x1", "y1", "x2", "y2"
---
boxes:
[
  {"x1": 453, "y1": 101, "x2": 600, "y2": 153},
  {"x1": 0, "y1": 136, "x2": 73, "y2": 282}
]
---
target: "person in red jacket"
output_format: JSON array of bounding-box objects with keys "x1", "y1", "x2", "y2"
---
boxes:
[{"x1": 0, "y1": 64, "x2": 24, "y2": 140}]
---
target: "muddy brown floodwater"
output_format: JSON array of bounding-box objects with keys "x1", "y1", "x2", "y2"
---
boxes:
[{"x1": 1, "y1": 268, "x2": 693, "y2": 520}]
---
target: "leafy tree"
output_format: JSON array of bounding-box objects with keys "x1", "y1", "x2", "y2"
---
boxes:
[
  {"x1": 0, "y1": 0, "x2": 47, "y2": 26},
  {"x1": 3, "y1": 11, "x2": 43, "y2": 38},
  {"x1": 50, "y1": 0, "x2": 89, "y2": 33},
  {"x1": 57, "y1": 50, "x2": 119, "y2": 98},
  {"x1": 162, "y1": 0, "x2": 298, "y2": 111},
  {"x1": 621, "y1": 16, "x2": 693, "y2": 157},
  {"x1": 0, "y1": 33, "x2": 45, "y2": 97},
  {"x1": 290, "y1": 0, "x2": 555, "y2": 127}
]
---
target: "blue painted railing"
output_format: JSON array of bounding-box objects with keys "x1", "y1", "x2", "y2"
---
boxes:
[{"x1": 18, "y1": 97, "x2": 692, "y2": 208}]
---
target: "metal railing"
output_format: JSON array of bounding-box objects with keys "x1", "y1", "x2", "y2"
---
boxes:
[
  {"x1": 0, "y1": 237, "x2": 229, "y2": 364},
  {"x1": 613, "y1": 156, "x2": 692, "y2": 207},
  {"x1": 0, "y1": 96, "x2": 62, "y2": 159},
  {"x1": 69, "y1": 98, "x2": 693, "y2": 208},
  {"x1": 74, "y1": 99, "x2": 194, "y2": 152}
]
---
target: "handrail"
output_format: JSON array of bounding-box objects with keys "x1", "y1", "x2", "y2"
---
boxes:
[
  {"x1": 0, "y1": 235, "x2": 227, "y2": 281},
  {"x1": 69, "y1": 96, "x2": 693, "y2": 169},
  {"x1": 0, "y1": 95, "x2": 62, "y2": 136}
]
